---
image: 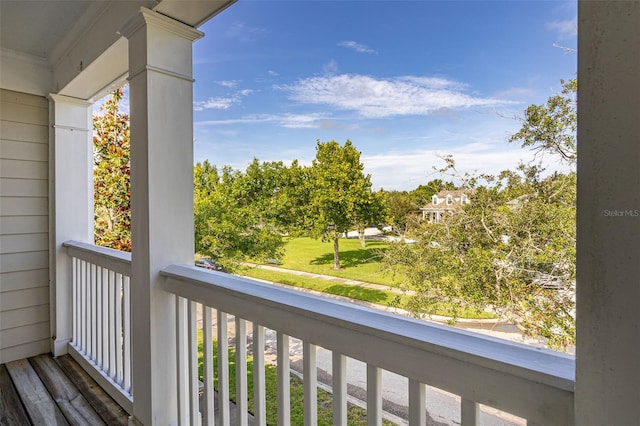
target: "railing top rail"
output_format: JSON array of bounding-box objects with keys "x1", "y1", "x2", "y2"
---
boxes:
[
  {"x1": 63, "y1": 240, "x2": 131, "y2": 276},
  {"x1": 161, "y1": 265, "x2": 575, "y2": 415}
]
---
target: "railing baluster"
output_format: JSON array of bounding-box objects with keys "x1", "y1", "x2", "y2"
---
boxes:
[
  {"x1": 277, "y1": 332, "x2": 290, "y2": 426},
  {"x1": 101, "y1": 267, "x2": 109, "y2": 369},
  {"x1": 461, "y1": 398, "x2": 479, "y2": 426},
  {"x1": 81, "y1": 260, "x2": 87, "y2": 354},
  {"x1": 115, "y1": 273, "x2": 123, "y2": 385},
  {"x1": 108, "y1": 270, "x2": 116, "y2": 379},
  {"x1": 91, "y1": 263, "x2": 97, "y2": 360},
  {"x1": 409, "y1": 379, "x2": 426, "y2": 426},
  {"x1": 332, "y1": 352, "x2": 347, "y2": 426},
  {"x1": 176, "y1": 296, "x2": 188, "y2": 425},
  {"x1": 367, "y1": 365, "x2": 382, "y2": 426},
  {"x1": 96, "y1": 266, "x2": 102, "y2": 367},
  {"x1": 122, "y1": 275, "x2": 131, "y2": 393},
  {"x1": 188, "y1": 301, "x2": 200, "y2": 425},
  {"x1": 235, "y1": 317, "x2": 248, "y2": 426},
  {"x1": 253, "y1": 323, "x2": 266, "y2": 426},
  {"x1": 303, "y1": 342, "x2": 317, "y2": 426},
  {"x1": 72, "y1": 257, "x2": 78, "y2": 344},
  {"x1": 217, "y1": 310, "x2": 230, "y2": 426},
  {"x1": 203, "y1": 307, "x2": 215, "y2": 426}
]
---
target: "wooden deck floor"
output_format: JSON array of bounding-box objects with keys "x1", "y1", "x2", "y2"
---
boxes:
[{"x1": 1, "y1": 353, "x2": 129, "y2": 426}]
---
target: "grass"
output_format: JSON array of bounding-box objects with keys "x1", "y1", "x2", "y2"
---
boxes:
[
  {"x1": 199, "y1": 336, "x2": 395, "y2": 425},
  {"x1": 241, "y1": 267, "x2": 405, "y2": 306},
  {"x1": 276, "y1": 237, "x2": 398, "y2": 287},
  {"x1": 238, "y1": 266, "x2": 497, "y2": 319},
  {"x1": 244, "y1": 236, "x2": 497, "y2": 319}
]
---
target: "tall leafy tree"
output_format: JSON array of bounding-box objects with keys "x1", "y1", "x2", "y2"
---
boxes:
[
  {"x1": 308, "y1": 140, "x2": 381, "y2": 269},
  {"x1": 194, "y1": 160, "x2": 286, "y2": 267},
  {"x1": 383, "y1": 81, "x2": 577, "y2": 349},
  {"x1": 93, "y1": 88, "x2": 131, "y2": 251}
]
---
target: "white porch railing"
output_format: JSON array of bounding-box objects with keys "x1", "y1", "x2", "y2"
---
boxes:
[
  {"x1": 62, "y1": 241, "x2": 575, "y2": 425},
  {"x1": 63, "y1": 241, "x2": 133, "y2": 414},
  {"x1": 161, "y1": 264, "x2": 575, "y2": 426}
]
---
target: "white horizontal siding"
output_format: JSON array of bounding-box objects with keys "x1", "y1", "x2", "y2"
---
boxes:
[
  {"x1": 0, "y1": 304, "x2": 49, "y2": 330},
  {"x1": 0, "y1": 233, "x2": 48, "y2": 254},
  {"x1": 0, "y1": 120, "x2": 48, "y2": 144},
  {"x1": 0, "y1": 159, "x2": 48, "y2": 180},
  {"x1": 0, "y1": 197, "x2": 48, "y2": 216},
  {"x1": 0, "y1": 340, "x2": 50, "y2": 364},
  {"x1": 0, "y1": 178, "x2": 48, "y2": 197},
  {"x1": 0, "y1": 322, "x2": 50, "y2": 352},
  {"x1": 0, "y1": 268, "x2": 49, "y2": 292},
  {"x1": 0, "y1": 139, "x2": 48, "y2": 161},
  {"x1": 0, "y1": 216, "x2": 48, "y2": 235},
  {"x1": 0, "y1": 251, "x2": 48, "y2": 273},
  {"x1": 0, "y1": 286, "x2": 50, "y2": 311},
  {"x1": 0, "y1": 89, "x2": 50, "y2": 362}
]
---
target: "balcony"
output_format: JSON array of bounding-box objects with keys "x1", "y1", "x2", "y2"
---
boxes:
[
  {"x1": 5, "y1": 240, "x2": 569, "y2": 426},
  {"x1": 1, "y1": 1, "x2": 638, "y2": 425}
]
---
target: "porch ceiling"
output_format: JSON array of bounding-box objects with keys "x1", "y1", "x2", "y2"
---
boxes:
[{"x1": 0, "y1": 0, "x2": 235, "y2": 98}]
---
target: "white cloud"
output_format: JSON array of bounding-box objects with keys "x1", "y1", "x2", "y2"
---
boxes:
[
  {"x1": 268, "y1": 70, "x2": 279, "y2": 76},
  {"x1": 195, "y1": 112, "x2": 329, "y2": 129},
  {"x1": 323, "y1": 59, "x2": 338, "y2": 76},
  {"x1": 363, "y1": 144, "x2": 559, "y2": 191},
  {"x1": 278, "y1": 74, "x2": 515, "y2": 118},
  {"x1": 219, "y1": 80, "x2": 240, "y2": 88},
  {"x1": 225, "y1": 22, "x2": 268, "y2": 42},
  {"x1": 338, "y1": 40, "x2": 377, "y2": 54},
  {"x1": 194, "y1": 89, "x2": 254, "y2": 111},
  {"x1": 547, "y1": 18, "x2": 577, "y2": 40}
]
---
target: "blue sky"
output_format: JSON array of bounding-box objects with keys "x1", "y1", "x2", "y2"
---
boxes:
[{"x1": 192, "y1": 0, "x2": 576, "y2": 191}]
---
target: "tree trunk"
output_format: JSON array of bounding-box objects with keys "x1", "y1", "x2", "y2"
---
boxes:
[
  {"x1": 333, "y1": 237, "x2": 341, "y2": 270},
  {"x1": 358, "y1": 228, "x2": 366, "y2": 247}
]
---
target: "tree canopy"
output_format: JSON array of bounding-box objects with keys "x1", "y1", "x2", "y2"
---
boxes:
[
  {"x1": 194, "y1": 160, "x2": 287, "y2": 268},
  {"x1": 93, "y1": 88, "x2": 131, "y2": 252},
  {"x1": 383, "y1": 80, "x2": 577, "y2": 349},
  {"x1": 306, "y1": 140, "x2": 384, "y2": 269}
]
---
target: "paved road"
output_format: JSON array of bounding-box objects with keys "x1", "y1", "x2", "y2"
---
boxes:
[{"x1": 213, "y1": 310, "x2": 526, "y2": 426}]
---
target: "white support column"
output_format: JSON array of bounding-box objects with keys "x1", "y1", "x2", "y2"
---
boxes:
[
  {"x1": 576, "y1": 2, "x2": 640, "y2": 425},
  {"x1": 49, "y1": 94, "x2": 93, "y2": 356},
  {"x1": 119, "y1": 8, "x2": 202, "y2": 425}
]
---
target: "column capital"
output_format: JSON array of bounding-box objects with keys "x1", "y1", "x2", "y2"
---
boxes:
[{"x1": 119, "y1": 7, "x2": 204, "y2": 42}]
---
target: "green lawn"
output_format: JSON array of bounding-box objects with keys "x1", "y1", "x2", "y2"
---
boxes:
[
  {"x1": 274, "y1": 237, "x2": 398, "y2": 287},
  {"x1": 238, "y1": 267, "x2": 496, "y2": 319},
  {"x1": 241, "y1": 267, "x2": 406, "y2": 306}
]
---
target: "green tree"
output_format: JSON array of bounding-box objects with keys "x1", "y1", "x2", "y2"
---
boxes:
[
  {"x1": 308, "y1": 140, "x2": 380, "y2": 269},
  {"x1": 352, "y1": 189, "x2": 386, "y2": 247},
  {"x1": 93, "y1": 88, "x2": 131, "y2": 251},
  {"x1": 194, "y1": 160, "x2": 286, "y2": 268},
  {"x1": 509, "y1": 78, "x2": 577, "y2": 164},
  {"x1": 383, "y1": 80, "x2": 577, "y2": 349},
  {"x1": 382, "y1": 190, "x2": 416, "y2": 237}
]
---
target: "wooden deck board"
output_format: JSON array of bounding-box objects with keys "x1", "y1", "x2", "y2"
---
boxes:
[
  {"x1": 4, "y1": 358, "x2": 69, "y2": 425},
  {"x1": 0, "y1": 363, "x2": 31, "y2": 425},
  {"x1": 1, "y1": 354, "x2": 129, "y2": 426},
  {"x1": 30, "y1": 355, "x2": 106, "y2": 426},
  {"x1": 54, "y1": 355, "x2": 129, "y2": 426}
]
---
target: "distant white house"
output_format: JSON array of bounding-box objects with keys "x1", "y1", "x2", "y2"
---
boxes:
[{"x1": 420, "y1": 190, "x2": 471, "y2": 223}]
